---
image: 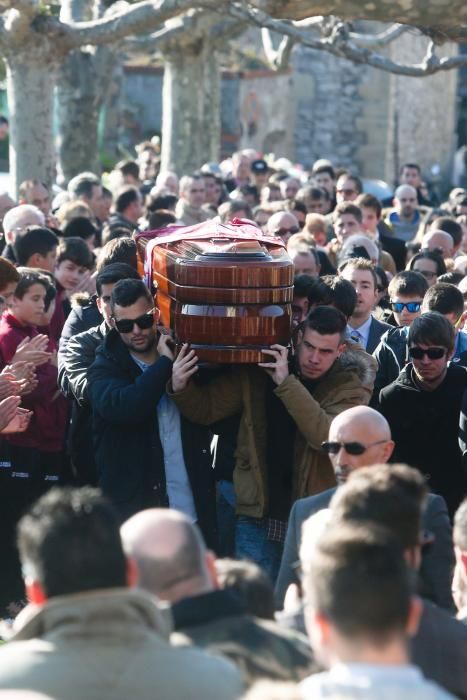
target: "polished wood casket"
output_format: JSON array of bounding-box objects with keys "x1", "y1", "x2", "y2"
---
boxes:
[{"x1": 135, "y1": 219, "x2": 294, "y2": 363}]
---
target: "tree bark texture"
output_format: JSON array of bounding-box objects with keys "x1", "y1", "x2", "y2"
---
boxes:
[
  {"x1": 6, "y1": 55, "x2": 57, "y2": 196},
  {"x1": 56, "y1": 45, "x2": 115, "y2": 185},
  {"x1": 258, "y1": 0, "x2": 467, "y2": 39},
  {"x1": 161, "y1": 40, "x2": 221, "y2": 175}
]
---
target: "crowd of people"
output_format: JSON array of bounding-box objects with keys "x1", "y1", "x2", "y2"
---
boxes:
[{"x1": 0, "y1": 143, "x2": 467, "y2": 697}]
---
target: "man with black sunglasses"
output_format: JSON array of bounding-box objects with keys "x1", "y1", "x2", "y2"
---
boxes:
[
  {"x1": 87, "y1": 279, "x2": 217, "y2": 547},
  {"x1": 275, "y1": 405, "x2": 454, "y2": 613},
  {"x1": 379, "y1": 312, "x2": 467, "y2": 517}
]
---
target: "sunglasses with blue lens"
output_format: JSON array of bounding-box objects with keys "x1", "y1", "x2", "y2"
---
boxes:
[{"x1": 390, "y1": 301, "x2": 421, "y2": 313}]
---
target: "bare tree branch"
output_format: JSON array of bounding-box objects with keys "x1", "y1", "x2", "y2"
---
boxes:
[
  {"x1": 124, "y1": 10, "x2": 244, "y2": 54},
  {"x1": 348, "y1": 23, "x2": 410, "y2": 47},
  {"x1": 261, "y1": 28, "x2": 294, "y2": 69},
  {"x1": 62, "y1": 0, "x2": 217, "y2": 50},
  {"x1": 229, "y1": 4, "x2": 467, "y2": 77},
  {"x1": 252, "y1": 0, "x2": 467, "y2": 43}
]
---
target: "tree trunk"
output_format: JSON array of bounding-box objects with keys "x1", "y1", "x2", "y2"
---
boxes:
[
  {"x1": 6, "y1": 55, "x2": 57, "y2": 197},
  {"x1": 161, "y1": 39, "x2": 221, "y2": 175},
  {"x1": 56, "y1": 46, "x2": 115, "y2": 185}
]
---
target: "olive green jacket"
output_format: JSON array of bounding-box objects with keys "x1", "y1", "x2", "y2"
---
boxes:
[{"x1": 169, "y1": 350, "x2": 374, "y2": 517}]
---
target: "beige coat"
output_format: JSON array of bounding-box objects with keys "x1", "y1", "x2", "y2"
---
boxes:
[{"x1": 0, "y1": 589, "x2": 243, "y2": 700}]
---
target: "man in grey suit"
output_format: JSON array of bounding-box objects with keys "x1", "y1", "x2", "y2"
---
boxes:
[{"x1": 275, "y1": 405, "x2": 455, "y2": 612}]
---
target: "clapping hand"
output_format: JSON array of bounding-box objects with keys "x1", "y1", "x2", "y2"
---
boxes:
[
  {"x1": 12, "y1": 335, "x2": 51, "y2": 367},
  {"x1": 1, "y1": 406, "x2": 32, "y2": 434}
]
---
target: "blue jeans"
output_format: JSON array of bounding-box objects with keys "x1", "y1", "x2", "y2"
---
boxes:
[{"x1": 235, "y1": 515, "x2": 283, "y2": 584}]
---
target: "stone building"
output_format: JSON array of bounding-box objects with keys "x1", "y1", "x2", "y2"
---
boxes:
[{"x1": 102, "y1": 32, "x2": 460, "y2": 186}]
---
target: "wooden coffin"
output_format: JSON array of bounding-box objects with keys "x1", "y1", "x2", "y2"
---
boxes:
[{"x1": 135, "y1": 220, "x2": 294, "y2": 363}]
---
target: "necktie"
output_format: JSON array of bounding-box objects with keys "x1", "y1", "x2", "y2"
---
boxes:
[{"x1": 350, "y1": 330, "x2": 363, "y2": 346}]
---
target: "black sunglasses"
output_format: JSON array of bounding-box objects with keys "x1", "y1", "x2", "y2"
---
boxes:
[
  {"x1": 408, "y1": 346, "x2": 446, "y2": 360},
  {"x1": 273, "y1": 226, "x2": 300, "y2": 237},
  {"x1": 321, "y1": 440, "x2": 388, "y2": 456},
  {"x1": 113, "y1": 308, "x2": 156, "y2": 334},
  {"x1": 390, "y1": 301, "x2": 421, "y2": 313}
]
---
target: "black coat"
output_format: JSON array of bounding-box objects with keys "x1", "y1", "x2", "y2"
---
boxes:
[
  {"x1": 88, "y1": 330, "x2": 217, "y2": 548},
  {"x1": 379, "y1": 363, "x2": 467, "y2": 516}
]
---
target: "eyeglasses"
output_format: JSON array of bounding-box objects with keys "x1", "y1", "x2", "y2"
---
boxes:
[
  {"x1": 390, "y1": 301, "x2": 421, "y2": 313},
  {"x1": 321, "y1": 440, "x2": 388, "y2": 456},
  {"x1": 273, "y1": 226, "x2": 300, "y2": 237},
  {"x1": 113, "y1": 308, "x2": 156, "y2": 334},
  {"x1": 416, "y1": 270, "x2": 436, "y2": 280},
  {"x1": 408, "y1": 346, "x2": 446, "y2": 360}
]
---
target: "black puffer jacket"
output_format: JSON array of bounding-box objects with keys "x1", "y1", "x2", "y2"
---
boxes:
[{"x1": 88, "y1": 329, "x2": 217, "y2": 548}]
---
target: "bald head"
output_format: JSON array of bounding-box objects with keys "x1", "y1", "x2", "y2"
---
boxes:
[
  {"x1": 394, "y1": 185, "x2": 418, "y2": 220},
  {"x1": 266, "y1": 211, "x2": 299, "y2": 244},
  {"x1": 327, "y1": 407, "x2": 394, "y2": 485},
  {"x1": 422, "y1": 230, "x2": 454, "y2": 259},
  {"x1": 121, "y1": 509, "x2": 212, "y2": 602}
]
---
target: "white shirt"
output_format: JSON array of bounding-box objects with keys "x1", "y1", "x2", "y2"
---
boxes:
[
  {"x1": 301, "y1": 663, "x2": 455, "y2": 700},
  {"x1": 347, "y1": 315, "x2": 373, "y2": 351}
]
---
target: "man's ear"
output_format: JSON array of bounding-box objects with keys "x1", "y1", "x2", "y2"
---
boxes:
[
  {"x1": 205, "y1": 550, "x2": 219, "y2": 589},
  {"x1": 25, "y1": 578, "x2": 47, "y2": 605},
  {"x1": 96, "y1": 296, "x2": 102, "y2": 314},
  {"x1": 336, "y1": 342, "x2": 347, "y2": 358},
  {"x1": 406, "y1": 595, "x2": 422, "y2": 638},
  {"x1": 383, "y1": 439, "x2": 395, "y2": 462},
  {"x1": 126, "y1": 556, "x2": 138, "y2": 588}
]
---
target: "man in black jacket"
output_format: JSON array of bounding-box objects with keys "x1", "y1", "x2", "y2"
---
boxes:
[
  {"x1": 58, "y1": 263, "x2": 140, "y2": 485},
  {"x1": 379, "y1": 312, "x2": 467, "y2": 517},
  {"x1": 88, "y1": 279, "x2": 217, "y2": 547}
]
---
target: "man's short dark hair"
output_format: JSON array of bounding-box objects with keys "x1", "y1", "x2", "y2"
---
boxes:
[
  {"x1": 69, "y1": 174, "x2": 101, "y2": 200},
  {"x1": 339, "y1": 257, "x2": 378, "y2": 290},
  {"x1": 293, "y1": 274, "x2": 318, "y2": 301},
  {"x1": 423, "y1": 282, "x2": 464, "y2": 319},
  {"x1": 215, "y1": 558, "x2": 275, "y2": 620},
  {"x1": 408, "y1": 311, "x2": 455, "y2": 352},
  {"x1": 96, "y1": 263, "x2": 141, "y2": 297},
  {"x1": 407, "y1": 251, "x2": 446, "y2": 277},
  {"x1": 111, "y1": 278, "x2": 153, "y2": 311},
  {"x1": 303, "y1": 305, "x2": 347, "y2": 339},
  {"x1": 14, "y1": 268, "x2": 52, "y2": 299},
  {"x1": 146, "y1": 194, "x2": 178, "y2": 212},
  {"x1": 334, "y1": 202, "x2": 362, "y2": 223},
  {"x1": 337, "y1": 173, "x2": 363, "y2": 195},
  {"x1": 61, "y1": 216, "x2": 97, "y2": 242},
  {"x1": 148, "y1": 209, "x2": 177, "y2": 230},
  {"x1": 311, "y1": 164, "x2": 335, "y2": 180},
  {"x1": 57, "y1": 236, "x2": 94, "y2": 269},
  {"x1": 437, "y1": 272, "x2": 465, "y2": 286},
  {"x1": 331, "y1": 464, "x2": 427, "y2": 550},
  {"x1": 97, "y1": 237, "x2": 138, "y2": 271},
  {"x1": 388, "y1": 270, "x2": 428, "y2": 299},
  {"x1": 356, "y1": 193, "x2": 382, "y2": 219},
  {"x1": 116, "y1": 159, "x2": 140, "y2": 180},
  {"x1": 14, "y1": 226, "x2": 58, "y2": 266},
  {"x1": 304, "y1": 523, "x2": 412, "y2": 644},
  {"x1": 298, "y1": 186, "x2": 330, "y2": 203},
  {"x1": 400, "y1": 163, "x2": 421, "y2": 176},
  {"x1": 320, "y1": 275, "x2": 357, "y2": 319},
  {"x1": 116, "y1": 186, "x2": 140, "y2": 214},
  {"x1": 17, "y1": 487, "x2": 126, "y2": 598},
  {"x1": 430, "y1": 217, "x2": 463, "y2": 248}
]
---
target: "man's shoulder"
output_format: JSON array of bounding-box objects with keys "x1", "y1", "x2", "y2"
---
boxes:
[
  {"x1": 370, "y1": 317, "x2": 393, "y2": 335},
  {"x1": 291, "y1": 488, "x2": 337, "y2": 522}
]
